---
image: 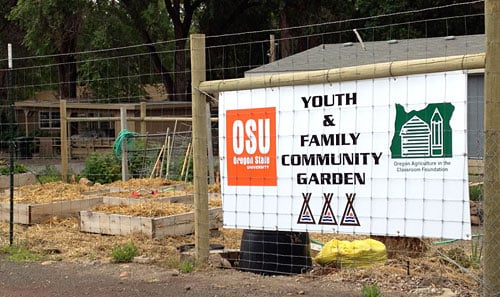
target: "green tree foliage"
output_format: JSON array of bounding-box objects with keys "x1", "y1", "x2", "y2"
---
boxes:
[
  {"x1": 0, "y1": 0, "x2": 485, "y2": 106},
  {"x1": 271, "y1": 0, "x2": 358, "y2": 58},
  {"x1": 77, "y1": 1, "x2": 148, "y2": 103},
  {"x1": 9, "y1": 0, "x2": 92, "y2": 99},
  {"x1": 198, "y1": 0, "x2": 275, "y2": 80},
  {"x1": 353, "y1": 0, "x2": 484, "y2": 41},
  {"x1": 119, "y1": 0, "x2": 202, "y2": 101}
]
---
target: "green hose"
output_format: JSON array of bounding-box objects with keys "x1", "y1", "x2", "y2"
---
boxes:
[
  {"x1": 433, "y1": 233, "x2": 484, "y2": 245},
  {"x1": 112, "y1": 129, "x2": 141, "y2": 158}
]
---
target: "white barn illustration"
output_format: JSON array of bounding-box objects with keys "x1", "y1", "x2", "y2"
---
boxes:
[{"x1": 399, "y1": 108, "x2": 444, "y2": 158}]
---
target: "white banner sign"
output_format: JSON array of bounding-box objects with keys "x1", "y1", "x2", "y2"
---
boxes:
[{"x1": 219, "y1": 71, "x2": 471, "y2": 240}]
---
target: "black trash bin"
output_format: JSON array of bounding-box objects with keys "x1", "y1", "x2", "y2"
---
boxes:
[
  {"x1": 16, "y1": 137, "x2": 34, "y2": 159},
  {"x1": 239, "y1": 229, "x2": 312, "y2": 275}
]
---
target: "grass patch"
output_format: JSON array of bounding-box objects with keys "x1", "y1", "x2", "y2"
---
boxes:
[
  {"x1": 469, "y1": 183, "x2": 483, "y2": 201},
  {"x1": 160, "y1": 255, "x2": 195, "y2": 273},
  {"x1": 0, "y1": 244, "x2": 42, "y2": 262},
  {"x1": 110, "y1": 242, "x2": 139, "y2": 263},
  {"x1": 180, "y1": 261, "x2": 194, "y2": 273},
  {"x1": 362, "y1": 282, "x2": 382, "y2": 297}
]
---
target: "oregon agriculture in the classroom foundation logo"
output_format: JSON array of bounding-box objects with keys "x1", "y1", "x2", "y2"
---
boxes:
[
  {"x1": 226, "y1": 107, "x2": 277, "y2": 186},
  {"x1": 390, "y1": 103, "x2": 455, "y2": 158}
]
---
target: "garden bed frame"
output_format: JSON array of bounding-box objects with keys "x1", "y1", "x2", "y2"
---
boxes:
[{"x1": 79, "y1": 207, "x2": 222, "y2": 238}]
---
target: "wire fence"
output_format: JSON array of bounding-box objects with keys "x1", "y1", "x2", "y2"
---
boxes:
[{"x1": 0, "y1": 2, "x2": 497, "y2": 296}]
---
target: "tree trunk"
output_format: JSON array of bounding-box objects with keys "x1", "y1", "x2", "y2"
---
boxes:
[
  {"x1": 56, "y1": 55, "x2": 77, "y2": 99},
  {"x1": 56, "y1": 13, "x2": 79, "y2": 100},
  {"x1": 279, "y1": 5, "x2": 292, "y2": 59},
  {"x1": 173, "y1": 30, "x2": 188, "y2": 102}
]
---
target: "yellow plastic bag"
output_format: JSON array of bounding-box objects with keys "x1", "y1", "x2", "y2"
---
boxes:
[{"x1": 314, "y1": 238, "x2": 387, "y2": 267}]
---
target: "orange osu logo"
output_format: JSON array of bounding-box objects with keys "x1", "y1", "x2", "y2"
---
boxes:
[{"x1": 226, "y1": 107, "x2": 277, "y2": 186}]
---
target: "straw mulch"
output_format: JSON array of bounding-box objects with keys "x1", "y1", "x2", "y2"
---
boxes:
[
  {"x1": 0, "y1": 178, "x2": 190, "y2": 204},
  {"x1": 0, "y1": 181, "x2": 97, "y2": 204},
  {"x1": 91, "y1": 199, "x2": 221, "y2": 217}
]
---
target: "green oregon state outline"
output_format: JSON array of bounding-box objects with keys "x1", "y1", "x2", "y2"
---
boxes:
[{"x1": 390, "y1": 103, "x2": 454, "y2": 158}]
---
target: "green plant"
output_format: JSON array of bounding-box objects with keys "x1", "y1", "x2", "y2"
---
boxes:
[
  {"x1": 0, "y1": 244, "x2": 41, "y2": 262},
  {"x1": 361, "y1": 283, "x2": 382, "y2": 297},
  {"x1": 469, "y1": 183, "x2": 483, "y2": 201},
  {"x1": 180, "y1": 260, "x2": 194, "y2": 273},
  {"x1": 470, "y1": 237, "x2": 483, "y2": 269},
  {"x1": 161, "y1": 255, "x2": 181, "y2": 269},
  {"x1": 127, "y1": 139, "x2": 157, "y2": 178},
  {"x1": 81, "y1": 152, "x2": 121, "y2": 184},
  {"x1": 443, "y1": 247, "x2": 471, "y2": 268},
  {"x1": 0, "y1": 162, "x2": 28, "y2": 175},
  {"x1": 37, "y1": 164, "x2": 61, "y2": 183},
  {"x1": 110, "y1": 242, "x2": 139, "y2": 263}
]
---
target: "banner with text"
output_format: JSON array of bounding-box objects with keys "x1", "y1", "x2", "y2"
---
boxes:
[{"x1": 219, "y1": 71, "x2": 471, "y2": 240}]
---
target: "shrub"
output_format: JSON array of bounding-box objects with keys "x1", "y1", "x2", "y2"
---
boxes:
[
  {"x1": 442, "y1": 247, "x2": 470, "y2": 268},
  {"x1": 110, "y1": 242, "x2": 139, "y2": 263},
  {"x1": 81, "y1": 152, "x2": 121, "y2": 184},
  {"x1": 127, "y1": 139, "x2": 157, "y2": 178},
  {"x1": 37, "y1": 165, "x2": 61, "y2": 184},
  {"x1": 0, "y1": 162, "x2": 28, "y2": 175}
]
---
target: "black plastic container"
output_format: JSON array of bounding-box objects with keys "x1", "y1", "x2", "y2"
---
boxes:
[
  {"x1": 239, "y1": 229, "x2": 312, "y2": 275},
  {"x1": 15, "y1": 137, "x2": 34, "y2": 159}
]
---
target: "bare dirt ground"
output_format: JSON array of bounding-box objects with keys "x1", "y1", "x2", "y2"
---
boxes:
[
  {"x1": 0, "y1": 256, "x2": 369, "y2": 297},
  {"x1": 0, "y1": 253, "x2": 466, "y2": 297},
  {"x1": 0, "y1": 233, "x2": 481, "y2": 297}
]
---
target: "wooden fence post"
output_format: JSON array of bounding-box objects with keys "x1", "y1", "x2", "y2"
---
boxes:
[
  {"x1": 190, "y1": 33, "x2": 209, "y2": 264},
  {"x1": 60, "y1": 100, "x2": 68, "y2": 182},
  {"x1": 140, "y1": 102, "x2": 146, "y2": 134},
  {"x1": 483, "y1": 1, "x2": 500, "y2": 295},
  {"x1": 120, "y1": 107, "x2": 129, "y2": 181}
]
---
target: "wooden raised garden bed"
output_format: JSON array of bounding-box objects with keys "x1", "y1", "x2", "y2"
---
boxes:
[
  {"x1": 0, "y1": 197, "x2": 103, "y2": 225},
  {"x1": 79, "y1": 207, "x2": 222, "y2": 238},
  {"x1": 0, "y1": 179, "x2": 193, "y2": 225}
]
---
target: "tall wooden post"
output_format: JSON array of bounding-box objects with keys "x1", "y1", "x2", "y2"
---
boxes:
[
  {"x1": 140, "y1": 102, "x2": 146, "y2": 134},
  {"x1": 484, "y1": 1, "x2": 500, "y2": 295},
  {"x1": 60, "y1": 100, "x2": 68, "y2": 182},
  {"x1": 120, "y1": 107, "x2": 129, "y2": 181},
  {"x1": 190, "y1": 34, "x2": 209, "y2": 264},
  {"x1": 269, "y1": 34, "x2": 276, "y2": 63}
]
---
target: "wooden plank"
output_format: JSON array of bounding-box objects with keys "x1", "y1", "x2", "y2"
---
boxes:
[
  {"x1": 0, "y1": 203, "x2": 30, "y2": 224},
  {"x1": 29, "y1": 197, "x2": 103, "y2": 224},
  {"x1": 152, "y1": 207, "x2": 222, "y2": 238},
  {"x1": 78, "y1": 210, "x2": 102, "y2": 233},
  {"x1": 468, "y1": 159, "x2": 484, "y2": 176},
  {"x1": 0, "y1": 197, "x2": 103, "y2": 225},
  {"x1": 199, "y1": 53, "x2": 485, "y2": 93},
  {"x1": 101, "y1": 194, "x2": 194, "y2": 206},
  {"x1": 79, "y1": 207, "x2": 222, "y2": 239},
  {"x1": 81, "y1": 187, "x2": 121, "y2": 196}
]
